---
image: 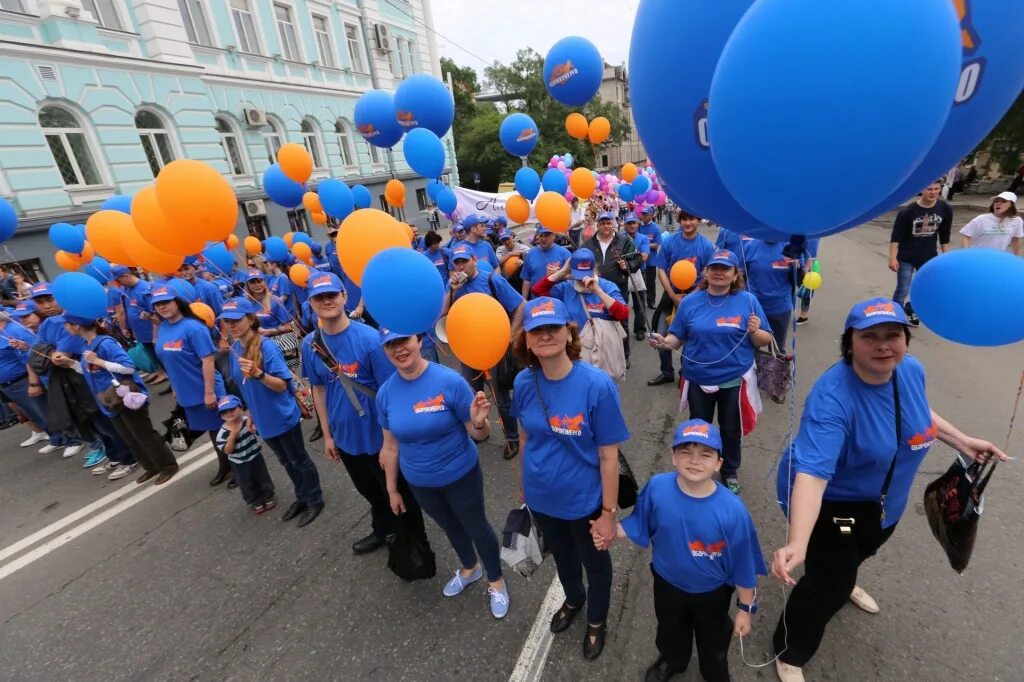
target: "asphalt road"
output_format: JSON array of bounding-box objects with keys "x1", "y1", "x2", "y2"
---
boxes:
[{"x1": 1, "y1": 211, "x2": 1021, "y2": 682}]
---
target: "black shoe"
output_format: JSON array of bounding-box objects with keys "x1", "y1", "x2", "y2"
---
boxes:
[
  {"x1": 795, "y1": 316, "x2": 809, "y2": 326},
  {"x1": 226, "y1": 478, "x2": 238, "y2": 490},
  {"x1": 503, "y1": 441, "x2": 519, "y2": 460},
  {"x1": 281, "y1": 501, "x2": 307, "y2": 522},
  {"x1": 209, "y1": 470, "x2": 229, "y2": 487},
  {"x1": 309, "y1": 425, "x2": 323, "y2": 442},
  {"x1": 647, "y1": 374, "x2": 674, "y2": 387},
  {"x1": 634, "y1": 331, "x2": 646, "y2": 341},
  {"x1": 583, "y1": 623, "x2": 606, "y2": 660},
  {"x1": 159, "y1": 386, "x2": 173, "y2": 396},
  {"x1": 550, "y1": 599, "x2": 585, "y2": 633},
  {"x1": 907, "y1": 311, "x2": 921, "y2": 327},
  {"x1": 352, "y1": 532, "x2": 385, "y2": 553},
  {"x1": 645, "y1": 657, "x2": 685, "y2": 682},
  {"x1": 296, "y1": 503, "x2": 324, "y2": 528}
]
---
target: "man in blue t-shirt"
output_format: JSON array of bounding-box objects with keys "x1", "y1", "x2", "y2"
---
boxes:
[
  {"x1": 638, "y1": 206, "x2": 663, "y2": 306},
  {"x1": 462, "y1": 215, "x2": 500, "y2": 270},
  {"x1": 621, "y1": 212, "x2": 651, "y2": 340},
  {"x1": 518, "y1": 225, "x2": 571, "y2": 299},
  {"x1": 112, "y1": 266, "x2": 167, "y2": 385}
]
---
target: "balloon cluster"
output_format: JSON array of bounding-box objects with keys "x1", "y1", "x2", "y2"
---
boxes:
[{"x1": 564, "y1": 113, "x2": 610, "y2": 145}]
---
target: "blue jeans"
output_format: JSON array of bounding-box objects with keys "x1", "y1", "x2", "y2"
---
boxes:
[
  {"x1": 651, "y1": 295, "x2": 676, "y2": 379},
  {"x1": 766, "y1": 311, "x2": 793, "y2": 352},
  {"x1": 263, "y1": 422, "x2": 324, "y2": 506},
  {"x1": 687, "y1": 383, "x2": 742, "y2": 478},
  {"x1": 532, "y1": 506, "x2": 613, "y2": 625},
  {"x1": 1, "y1": 375, "x2": 48, "y2": 430},
  {"x1": 408, "y1": 462, "x2": 502, "y2": 582},
  {"x1": 89, "y1": 412, "x2": 136, "y2": 465},
  {"x1": 892, "y1": 262, "x2": 916, "y2": 309}
]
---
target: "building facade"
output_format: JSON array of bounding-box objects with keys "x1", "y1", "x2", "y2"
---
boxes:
[
  {"x1": 595, "y1": 62, "x2": 645, "y2": 172},
  {"x1": 0, "y1": 0, "x2": 455, "y2": 280}
]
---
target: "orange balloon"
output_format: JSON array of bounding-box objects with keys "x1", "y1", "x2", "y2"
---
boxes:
[
  {"x1": 569, "y1": 167, "x2": 597, "y2": 200},
  {"x1": 565, "y1": 112, "x2": 589, "y2": 140},
  {"x1": 279, "y1": 143, "x2": 314, "y2": 184},
  {"x1": 506, "y1": 195, "x2": 530, "y2": 224},
  {"x1": 283, "y1": 232, "x2": 296, "y2": 248},
  {"x1": 385, "y1": 179, "x2": 406, "y2": 208},
  {"x1": 87, "y1": 210, "x2": 137, "y2": 266},
  {"x1": 131, "y1": 185, "x2": 206, "y2": 257},
  {"x1": 302, "y1": 191, "x2": 322, "y2": 214},
  {"x1": 291, "y1": 241, "x2": 313, "y2": 264},
  {"x1": 244, "y1": 236, "x2": 262, "y2": 255},
  {"x1": 588, "y1": 116, "x2": 611, "y2": 145},
  {"x1": 123, "y1": 225, "x2": 184, "y2": 275},
  {"x1": 502, "y1": 256, "x2": 523, "y2": 277},
  {"x1": 446, "y1": 293, "x2": 512, "y2": 370},
  {"x1": 336, "y1": 209, "x2": 409, "y2": 286},
  {"x1": 225, "y1": 234, "x2": 239, "y2": 250},
  {"x1": 190, "y1": 302, "x2": 215, "y2": 328},
  {"x1": 535, "y1": 191, "x2": 571, "y2": 233},
  {"x1": 289, "y1": 263, "x2": 310, "y2": 287},
  {"x1": 621, "y1": 163, "x2": 639, "y2": 183},
  {"x1": 55, "y1": 251, "x2": 80, "y2": 271},
  {"x1": 154, "y1": 159, "x2": 239, "y2": 243},
  {"x1": 670, "y1": 260, "x2": 698, "y2": 291},
  {"x1": 311, "y1": 211, "x2": 328, "y2": 225}
]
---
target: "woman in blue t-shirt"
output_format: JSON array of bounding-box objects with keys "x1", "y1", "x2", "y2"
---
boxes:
[
  {"x1": 510, "y1": 297, "x2": 630, "y2": 661},
  {"x1": 650, "y1": 249, "x2": 772, "y2": 495},
  {"x1": 769, "y1": 298, "x2": 1006, "y2": 682},
  {"x1": 376, "y1": 330, "x2": 508, "y2": 618},
  {"x1": 741, "y1": 239, "x2": 797, "y2": 349},
  {"x1": 244, "y1": 268, "x2": 301, "y2": 372}
]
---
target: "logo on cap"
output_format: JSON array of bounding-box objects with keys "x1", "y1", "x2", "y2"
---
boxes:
[
  {"x1": 531, "y1": 300, "x2": 556, "y2": 317},
  {"x1": 864, "y1": 302, "x2": 896, "y2": 317},
  {"x1": 223, "y1": 301, "x2": 238, "y2": 311},
  {"x1": 217, "y1": 397, "x2": 233, "y2": 409},
  {"x1": 154, "y1": 287, "x2": 170, "y2": 297},
  {"x1": 311, "y1": 275, "x2": 333, "y2": 288},
  {"x1": 574, "y1": 259, "x2": 593, "y2": 272},
  {"x1": 713, "y1": 251, "x2": 731, "y2": 260},
  {"x1": 15, "y1": 303, "x2": 27, "y2": 312},
  {"x1": 682, "y1": 423, "x2": 710, "y2": 438},
  {"x1": 452, "y1": 246, "x2": 471, "y2": 258}
]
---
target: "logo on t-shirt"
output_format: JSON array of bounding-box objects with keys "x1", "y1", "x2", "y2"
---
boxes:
[
  {"x1": 413, "y1": 393, "x2": 447, "y2": 414},
  {"x1": 863, "y1": 302, "x2": 897, "y2": 318},
  {"x1": 689, "y1": 539, "x2": 727, "y2": 560},
  {"x1": 770, "y1": 258, "x2": 793, "y2": 270},
  {"x1": 716, "y1": 315, "x2": 742, "y2": 329},
  {"x1": 911, "y1": 213, "x2": 943, "y2": 237},
  {"x1": 162, "y1": 339, "x2": 184, "y2": 352},
  {"x1": 548, "y1": 413, "x2": 584, "y2": 436},
  {"x1": 585, "y1": 302, "x2": 605, "y2": 315},
  {"x1": 339, "y1": 361, "x2": 359, "y2": 378},
  {"x1": 907, "y1": 420, "x2": 939, "y2": 451}
]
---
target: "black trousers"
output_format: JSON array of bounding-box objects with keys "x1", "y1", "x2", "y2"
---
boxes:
[
  {"x1": 629, "y1": 290, "x2": 648, "y2": 335},
  {"x1": 111, "y1": 403, "x2": 178, "y2": 475},
  {"x1": 644, "y1": 267, "x2": 658, "y2": 308},
  {"x1": 652, "y1": 567, "x2": 734, "y2": 682},
  {"x1": 231, "y1": 454, "x2": 275, "y2": 507},
  {"x1": 687, "y1": 383, "x2": 742, "y2": 478},
  {"x1": 339, "y1": 451, "x2": 426, "y2": 542},
  {"x1": 774, "y1": 503, "x2": 897, "y2": 667},
  {"x1": 532, "y1": 507, "x2": 613, "y2": 625}
]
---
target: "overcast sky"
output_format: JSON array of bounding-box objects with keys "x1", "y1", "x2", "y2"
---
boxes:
[{"x1": 429, "y1": 0, "x2": 639, "y2": 87}]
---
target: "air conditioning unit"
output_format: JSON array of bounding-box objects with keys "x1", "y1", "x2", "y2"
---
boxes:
[
  {"x1": 245, "y1": 199, "x2": 267, "y2": 217},
  {"x1": 243, "y1": 108, "x2": 267, "y2": 127},
  {"x1": 373, "y1": 23, "x2": 392, "y2": 52}
]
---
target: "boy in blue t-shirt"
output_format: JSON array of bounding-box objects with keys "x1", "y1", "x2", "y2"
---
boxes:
[
  {"x1": 215, "y1": 395, "x2": 277, "y2": 515},
  {"x1": 603, "y1": 419, "x2": 766, "y2": 682}
]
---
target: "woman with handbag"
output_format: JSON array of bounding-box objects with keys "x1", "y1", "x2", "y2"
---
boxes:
[
  {"x1": 649, "y1": 249, "x2": 773, "y2": 495},
  {"x1": 770, "y1": 298, "x2": 1006, "y2": 682},
  {"x1": 510, "y1": 297, "x2": 630, "y2": 661},
  {"x1": 376, "y1": 329, "x2": 509, "y2": 617},
  {"x1": 243, "y1": 269, "x2": 302, "y2": 372},
  {"x1": 219, "y1": 298, "x2": 325, "y2": 527}
]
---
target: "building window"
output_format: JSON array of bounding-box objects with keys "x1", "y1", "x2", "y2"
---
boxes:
[
  {"x1": 263, "y1": 118, "x2": 284, "y2": 164},
  {"x1": 300, "y1": 119, "x2": 325, "y2": 170},
  {"x1": 230, "y1": 0, "x2": 261, "y2": 54},
  {"x1": 311, "y1": 14, "x2": 336, "y2": 68},
  {"x1": 273, "y1": 3, "x2": 300, "y2": 61},
  {"x1": 82, "y1": 0, "x2": 124, "y2": 30},
  {"x1": 401, "y1": 39, "x2": 415, "y2": 76},
  {"x1": 39, "y1": 105, "x2": 103, "y2": 188},
  {"x1": 135, "y1": 110, "x2": 176, "y2": 177},
  {"x1": 216, "y1": 116, "x2": 249, "y2": 177},
  {"x1": 178, "y1": 0, "x2": 213, "y2": 46},
  {"x1": 246, "y1": 215, "x2": 269, "y2": 241},
  {"x1": 287, "y1": 210, "x2": 309, "y2": 234},
  {"x1": 0, "y1": 1, "x2": 26, "y2": 12},
  {"x1": 416, "y1": 188, "x2": 428, "y2": 211},
  {"x1": 389, "y1": 38, "x2": 404, "y2": 78},
  {"x1": 367, "y1": 142, "x2": 382, "y2": 166},
  {"x1": 334, "y1": 120, "x2": 356, "y2": 167},
  {"x1": 345, "y1": 23, "x2": 365, "y2": 73},
  {"x1": 601, "y1": 154, "x2": 609, "y2": 168}
]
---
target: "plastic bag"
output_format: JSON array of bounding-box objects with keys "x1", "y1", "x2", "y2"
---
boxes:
[
  {"x1": 500, "y1": 505, "x2": 545, "y2": 577},
  {"x1": 922, "y1": 454, "x2": 998, "y2": 574},
  {"x1": 127, "y1": 342, "x2": 157, "y2": 374}
]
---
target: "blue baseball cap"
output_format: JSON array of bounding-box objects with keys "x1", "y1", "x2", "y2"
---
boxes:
[
  {"x1": 310, "y1": 242, "x2": 323, "y2": 256},
  {"x1": 110, "y1": 265, "x2": 131, "y2": 279},
  {"x1": 150, "y1": 284, "x2": 178, "y2": 304},
  {"x1": 216, "y1": 395, "x2": 243, "y2": 413},
  {"x1": 10, "y1": 300, "x2": 37, "y2": 317},
  {"x1": 462, "y1": 215, "x2": 480, "y2": 228},
  {"x1": 642, "y1": 206, "x2": 655, "y2": 215},
  {"x1": 243, "y1": 268, "x2": 265, "y2": 282},
  {"x1": 570, "y1": 248, "x2": 597, "y2": 280},
  {"x1": 218, "y1": 297, "x2": 260, "y2": 321},
  {"x1": 182, "y1": 256, "x2": 201, "y2": 268},
  {"x1": 62, "y1": 313, "x2": 97, "y2": 326},
  {"x1": 623, "y1": 212, "x2": 639, "y2": 223},
  {"x1": 452, "y1": 222, "x2": 467, "y2": 234},
  {"x1": 493, "y1": 216, "x2": 508, "y2": 227},
  {"x1": 498, "y1": 229, "x2": 513, "y2": 241},
  {"x1": 534, "y1": 224, "x2": 553, "y2": 235},
  {"x1": 707, "y1": 249, "x2": 739, "y2": 268},
  {"x1": 597, "y1": 211, "x2": 616, "y2": 221},
  {"x1": 29, "y1": 282, "x2": 53, "y2": 299},
  {"x1": 451, "y1": 244, "x2": 474, "y2": 261},
  {"x1": 380, "y1": 327, "x2": 414, "y2": 345},
  {"x1": 844, "y1": 297, "x2": 909, "y2": 331},
  {"x1": 307, "y1": 271, "x2": 345, "y2": 295},
  {"x1": 672, "y1": 419, "x2": 723, "y2": 452},
  {"x1": 523, "y1": 296, "x2": 570, "y2": 331}
]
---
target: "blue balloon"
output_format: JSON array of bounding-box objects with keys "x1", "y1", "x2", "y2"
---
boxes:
[
  {"x1": 51, "y1": 272, "x2": 108, "y2": 319},
  {"x1": 426, "y1": 179, "x2": 445, "y2": 202},
  {"x1": 82, "y1": 256, "x2": 111, "y2": 285},
  {"x1": 436, "y1": 187, "x2": 457, "y2": 215},
  {"x1": 352, "y1": 184, "x2": 373, "y2": 209},
  {"x1": 515, "y1": 167, "x2": 541, "y2": 201},
  {"x1": 354, "y1": 90, "x2": 405, "y2": 149},
  {"x1": 542, "y1": 168, "x2": 568, "y2": 195},
  {"x1": 911, "y1": 249, "x2": 1024, "y2": 346},
  {"x1": 168, "y1": 277, "x2": 197, "y2": 302},
  {"x1": 499, "y1": 113, "x2": 539, "y2": 157},
  {"x1": 543, "y1": 36, "x2": 603, "y2": 107},
  {"x1": 563, "y1": 153, "x2": 574, "y2": 167},
  {"x1": 292, "y1": 232, "x2": 312, "y2": 246},
  {"x1": 74, "y1": 223, "x2": 86, "y2": 237},
  {"x1": 402, "y1": 128, "x2": 446, "y2": 179},
  {"x1": 362, "y1": 247, "x2": 445, "y2": 335},
  {"x1": 631, "y1": 176, "x2": 651, "y2": 196},
  {"x1": 262, "y1": 237, "x2": 289, "y2": 263},
  {"x1": 394, "y1": 74, "x2": 455, "y2": 138},
  {"x1": 264, "y1": 164, "x2": 306, "y2": 208},
  {"x1": 0, "y1": 197, "x2": 16, "y2": 242},
  {"x1": 100, "y1": 195, "x2": 132, "y2": 214},
  {"x1": 49, "y1": 222, "x2": 85, "y2": 254},
  {"x1": 708, "y1": 0, "x2": 961, "y2": 234},
  {"x1": 202, "y1": 243, "x2": 236, "y2": 277},
  {"x1": 618, "y1": 184, "x2": 635, "y2": 202},
  {"x1": 319, "y1": 179, "x2": 355, "y2": 220}
]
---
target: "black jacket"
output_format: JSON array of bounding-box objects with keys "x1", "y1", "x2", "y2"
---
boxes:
[{"x1": 581, "y1": 234, "x2": 641, "y2": 298}]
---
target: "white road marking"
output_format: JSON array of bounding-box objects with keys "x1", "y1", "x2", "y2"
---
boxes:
[{"x1": 508, "y1": 576, "x2": 565, "y2": 682}]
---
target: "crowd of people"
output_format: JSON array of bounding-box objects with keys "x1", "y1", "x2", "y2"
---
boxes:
[{"x1": 0, "y1": 185, "x2": 1016, "y2": 682}]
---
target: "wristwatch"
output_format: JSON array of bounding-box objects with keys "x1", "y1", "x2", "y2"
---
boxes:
[
  {"x1": 255, "y1": 369, "x2": 266, "y2": 380},
  {"x1": 736, "y1": 597, "x2": 759, "y2": 614},
  {"x1": 601, "y1": 505, "x2": 617, "y2": 515}
]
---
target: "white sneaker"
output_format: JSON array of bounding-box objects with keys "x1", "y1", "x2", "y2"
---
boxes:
[
  {"x1": 108, "y1": 463, "x2": 137, "y2": 481},
  {"x1": 62, "y1": 444, "x2": 83, "y2": 459},
  {"x1": 776, "y1": 659, "x2": 805, "y2": 682},
  {"x1": 20, "y1": 431, "x2": 47, "y2": 447},
  {"x1": 38, "y1": 444, "x2": 59, "y2": 454},
  {"x1": 849, "y1": 585, "x2": 879, "y2": 614},
  {"x1": 93, "y1": 461, "x2": 119, "y2": 476}
]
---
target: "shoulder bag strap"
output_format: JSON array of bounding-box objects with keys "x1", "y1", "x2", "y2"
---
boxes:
[
  {"x1": 879, "y1": 369, "x2": 902, "y2": 519},
  {"x1": 311, "y1": 328, "x2": 376, "y2": 418}
]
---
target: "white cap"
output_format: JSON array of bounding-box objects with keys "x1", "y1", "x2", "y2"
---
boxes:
[{"x1": 994, "y1": 191, "x2": 1018, "y2": 205}]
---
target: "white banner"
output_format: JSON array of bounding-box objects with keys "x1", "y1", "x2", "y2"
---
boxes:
[{"x1": 452, "y1": 186, "x2": 536, "y2": 224}]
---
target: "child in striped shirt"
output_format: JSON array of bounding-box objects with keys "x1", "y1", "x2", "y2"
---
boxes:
[{"x1": 215, "y1": 396, "x2": 277, "y2": 514}]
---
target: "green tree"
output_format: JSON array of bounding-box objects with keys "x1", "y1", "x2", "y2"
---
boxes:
[{"x1": 978, "y1": 91, "x2": 1024, "y2": 174}]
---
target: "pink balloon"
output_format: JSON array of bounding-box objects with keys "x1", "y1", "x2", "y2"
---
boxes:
[
  {"x1": 565, "y1": 190, "x2": 575, "y2": 201},
  {"x1": 655, "y1": 191, "x2": 667, "y2": 206}
]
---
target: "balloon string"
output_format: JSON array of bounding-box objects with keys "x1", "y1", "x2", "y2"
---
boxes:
[
  {"x1": 1004, "y1": 368, "x2": 1024, "y2": 454},
  {"x1": 476, "y1": 367, "x2": 514, "y2": 454},
  {"x1": 0, "y1": 333, "x2": 54, "y2": 361},
  {"x1": 199, "y1": 255, "x2": 307, "y2": 336}
]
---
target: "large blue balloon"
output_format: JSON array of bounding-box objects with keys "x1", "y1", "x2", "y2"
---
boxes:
[
  {"x1": 426, "y1": 179, "x2": 445, "y2": 202},
  {"x1": 362, "y1": 247, "x2": 444, "y2": 335},
  {"x1": 264, "y1": 164, "x2": 306, "y2": 208},
  {"x1": 100, "y1": 195, "x2": 132, "y2": 214},
  {"x1": 49, "y1": 222, "x2": 85, "y2": 254},
  {"x1": 402, "y1": 128, "x2": 446, "y2": 179},
  {"x1": 292, "y1": 232, "x2": 312, "y2": 246},
  {"x1": 262, "y1": 237, "x2": 289, "y2": 264},
  {"x1": 202, "y1": 243, "x2": 236, "y2": 276},
  {"x1": 51, "y1": 272, "x2": 107, "y2": 319},
  {"x1": 631, "y1": 175, "x2": 651, "y2": 196},
  {"x1": 319, "y1": 179, "x2": 355, "y2": 220},
  {"x1": 515, "y1": 167, "x2": 541, "y2": 201},
  {"x1": 709, "y1": 0, "x2": 961, "y2": 234},
  {"x1": 394, "y1": 74, "x2": 455, "y2": 138},
  {"x1": 542, "y1": 168, "x2": 568, "y2": 195},
  {"x1": 168, "y1": 277, "x2": 197, "y2": 302},
  {"x1": 436, "y1": 187, "x2": 457, "y2": 215},
  {"x1": 911, "y1": 249, "x2": 1024, "y2": 346},
  {"x1": 618, "y1": 184, "x2": 635, "y2": 202},
  {"x1": 82, "y1": 256, "x2": 111, "y2": 285},
  {"x1": 499, "y1": 113, "x2": 539, "y2": 158},
  {"x1": 354, "y1": 90, "x2": 405, "y2": 149},
  {"x1": 0, "y1": 197, "x2": 16, "y2": 242},
  {"x1": 352, "y1": 184, "x2": 372, "y2": 210},
  {"x1": 543, "y1": 36, "x2": 603, "y2": 107}
]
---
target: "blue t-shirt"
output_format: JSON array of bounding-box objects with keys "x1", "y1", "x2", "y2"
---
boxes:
[
  {"x1": 193, "y1": 278, "x2": 224, "y2": 316},
  {"x1": 511, "y1": 363, "x2": 630, "y2": 519},
  {"x1": 742, "y1": 240, "x2": 796, "y2": 316},
  {"x1": 520, "y1": 244, "x2": 571, "y2": 288},
  {"x1": 549, "y1": 279, "x2": 625, "y2": 328},
  {"x1": 106, "y1": 286, "x2": 122, "y2": 315},
  {"x1": 449, "y1": 270, "x2": 523, "y2": 316},
  {"x1": 229, "y1": 337, "x2": 299, "y2": 439},
  {"x1": 255, "y1": 297, "x2": 292, "y2": 330},
  {"x1": 267, "y1": 273, "x2": 291, "y2": 306},
  {"x1": 668, "y1": 290, "x2": 771, "y2": 386},
  {"x1": 81, "y1": 335, "x2": 148, "y2": 417},
  {"x1": 155, "y1": 317, "x2": 223, "y2": 407},
  {"x1": 301, "y1": 320, "x2": 395, "y2": 455},
  {"x1": 639, "y1": 221, "x2": 663, "y2": 252},
  {"x1": 426, "y1": 247, "x2": 451, "y2": 283},
  {"x1": 38, "y1": 314, "x2": 86, "y2": 356},
  {"x1": 120, "y1": 280, "x2": 154, "y2": 343},
  {"x1": 623, "y1": 230, "x2": 652, "y2": 269},
  {"x1": 655, "y1": 232, "x2": 717, "y2": 292},
  {"x1": 376, "y1": 362, "x2": 478, "y2": 487},
  {"x1": 464, "y1": 239, "x2": 499, "y2": 269},
  {"x1": 300, "y1": 300, "x2": 317, "y2": 332},
  {"x1": 623, "y1": 474, "x2": 767, "y2": 593},
  {"x1": 777, "y1": 356, "x2": 934, "y2": 528},
  {"x1": 211, "y1": 276, "x2": 234, "y2": 298},
  {"x1": 325, "y1": 241, "x2": 343, "y2": 278},
  {"x1": 339, "y1": 266, "x2": 362, "y2": 315},
  {"x1": 0, "y1": 320, "x2": 34, "y2": 383},
  {"x1": 715, "y1": 228, "x2": 748, "y2": 255}
]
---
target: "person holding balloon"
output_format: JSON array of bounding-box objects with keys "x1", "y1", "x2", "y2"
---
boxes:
[
  {"x1": 176, "y1": 259, "x2": 223, "y2": 316},
  {"x1": 620, "y1": 213, "x2": 651, "y2": 341},
  {"x1": 461, "y1": 216, "x2": 500, "y2": 270},
  {"x1": 423, "y1": 231, "x2": 451, "y2": 283},
  {"x1": 111, "y1": 267, "x2": 167, "y2": 386},
  {"x1": 518, "y1": 225, "x2": 571, "y2": 299},
  {"x1": 242, "y1": 269, "x2": 301, "y2": 370}
]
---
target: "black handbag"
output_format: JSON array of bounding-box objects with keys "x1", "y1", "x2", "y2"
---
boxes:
[
  {"x1": 386, "y1": 515, "x2": 437, "y2": 582},
  {"x1": 922, "y1": 454, "x2": 997, "y2": 573}
]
